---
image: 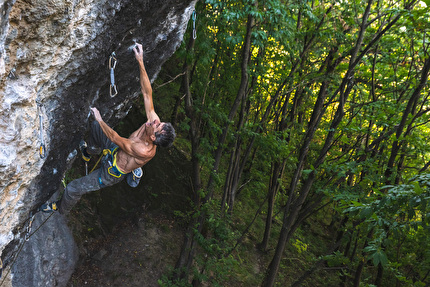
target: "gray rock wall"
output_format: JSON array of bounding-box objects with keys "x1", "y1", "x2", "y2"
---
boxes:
[{"x1": 0, "y1": 0, "x2": 196, "y2": 285}]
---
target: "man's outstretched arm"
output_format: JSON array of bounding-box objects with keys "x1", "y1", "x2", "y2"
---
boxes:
[
  {"x1": 90, "y1": 107, "x2": 145, "y2": 158},
  {"x1": 133, "y1": 43, "x2": 160, "y2": 123}
]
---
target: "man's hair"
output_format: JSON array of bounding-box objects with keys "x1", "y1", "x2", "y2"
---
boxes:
[{"x1": 154, "y1": 122, "x2": 176, "y2": 148}]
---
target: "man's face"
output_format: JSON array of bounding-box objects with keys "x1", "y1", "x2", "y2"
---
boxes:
[{"x1": 145, "y1": 119, "x2": 165, "y2": 139}]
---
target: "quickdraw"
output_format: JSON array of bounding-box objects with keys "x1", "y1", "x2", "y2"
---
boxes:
[
  {"x1": 25, "y1": 213, "x2": 35, "y2": 241},
  {"x1": 109, "y1": 52, "x2": 118, "y2": 97},
  {"x1": 37, "y1": 104, "x2": 46, "y2": 159},
  {"x1": 192, "y1": 10, "x2": 197, "y2": 40}
]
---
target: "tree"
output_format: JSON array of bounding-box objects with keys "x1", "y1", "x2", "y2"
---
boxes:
[{"x1": 158, "y1": 0, "x2": 430, "y2": 285}]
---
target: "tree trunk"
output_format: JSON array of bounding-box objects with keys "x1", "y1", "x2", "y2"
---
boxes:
[
  {"x1": 173, "y1": 19, "x2": 200, "y2": 279},
  {"x1": 260, "y1": 161, "x2": 285, "y2": 251},
  {"x1": 262, "y1": 72, "x2": 332, "y2": 286},
  {"x1": 375, "y1": 263, "x2": 384, "y2": 287},
  {"x1": 205, "y1": 1, "x2": 256, "y2": 198},
  {"x1": 384, "y1": 56, "x2": 430, "y2": 182}
]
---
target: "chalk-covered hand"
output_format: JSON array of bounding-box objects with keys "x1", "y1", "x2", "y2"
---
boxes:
[
  {"x1": 90, "y1": 107, "x2": 103, "y2": 122},
  {"x1": 133, "y1": 43, "x2": 144, "y2": 63}
]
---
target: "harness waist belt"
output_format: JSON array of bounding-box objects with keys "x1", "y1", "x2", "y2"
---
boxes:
[{"x1": 104, "y1": 147, "x2": 127, "y2": 177}]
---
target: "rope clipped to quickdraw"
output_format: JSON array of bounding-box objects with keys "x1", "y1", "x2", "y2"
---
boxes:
[
  {"x1": 109, "y1": 52, "x2": 118, "y2": 97},
  {"x1": 192, "y1": 10, "x2": 197, "y2": 40},
  {"x1": 0, "y1": 211, "x2": 55, "y2": 286},
  {"x1": 37, "y1": 104, "x2": 46, "y2": 159}
]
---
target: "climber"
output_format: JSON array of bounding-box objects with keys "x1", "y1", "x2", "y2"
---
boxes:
[{"x1": 40, "y1": 43, "x2": 176, "y2": 214}]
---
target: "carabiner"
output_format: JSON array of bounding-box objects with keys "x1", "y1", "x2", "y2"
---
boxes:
[
  {"x1": 39, "y1": 144, "x2": 46, "y2": 159},
  {"x1": 25, "y1": 213, "x2": 35, "y2": 241},
  {"x1": 109, "y1": 52, "x2": 117, "y2": 69},
  {"x1": 109, "y1": 84, "x2": 118, "y2": 98}
]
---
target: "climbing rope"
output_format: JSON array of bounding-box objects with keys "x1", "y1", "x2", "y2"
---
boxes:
[
  {"x1": 0, "y1": 211, "x2": 55, "y2": 286},
  {"x1": 37, "y1": 104, "x2": 46, "y2": 159},
  {"x1": 192, "y1": 10, "x2": 197, "y2": 39},
  {"x1": 89, "y1": 149, "x2": 110, "y2": 174},
  {"x1": 109, "y1": 52, "x2": 118, "y2": 97}
]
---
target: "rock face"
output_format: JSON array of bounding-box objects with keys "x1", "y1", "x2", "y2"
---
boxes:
[{"x1": 0, "y1": 0, "x2": 196, "y2": 285}]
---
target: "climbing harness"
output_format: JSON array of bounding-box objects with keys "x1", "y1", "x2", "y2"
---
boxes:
[
  {"x1": 37, "y1": 104, "x2": 46, "y2": 159},
  {"x1": 89, "y1": 148, "x2": 123, "y2": 188},
  {"x1": 89, "y1": 147, "x2": 142, "y2": 188},
  {"x1": 109, "y1": 52, "x2": 118, "y2": 97},
  {"x1": 107, "y1": 148, "x2": 127, "y2": 178},
  {"x1": 0, "y1": 211, "x2": 55, "y2": 286},
  {"x1": 90, "y1": 147, "x2": 124, "y2": 175},
  {"x1": 192, "y1": 10, "x2": 197, "y2": 40}
]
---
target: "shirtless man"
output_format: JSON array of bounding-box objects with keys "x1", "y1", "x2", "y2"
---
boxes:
[{"x1": 41, "y1": 43, "x2": 176, "y2": 214}]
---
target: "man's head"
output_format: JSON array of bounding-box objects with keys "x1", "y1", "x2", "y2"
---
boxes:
[{"x1": 153, "y1": 122, "x2": 176, "y2": 148}]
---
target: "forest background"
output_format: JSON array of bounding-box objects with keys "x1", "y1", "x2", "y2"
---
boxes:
[{"x1": 73, "y1": 0, "x2": 430, "y2": 286}]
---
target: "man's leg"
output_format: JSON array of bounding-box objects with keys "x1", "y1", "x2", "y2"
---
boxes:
[
  {"x1": 58, "y1": 168, "x2": 102, "y2": 214},
  {"x1": 86, "y1": 121, "x2": 116, "y2": 155},
  {"x1": 58, "y1": 159, "x2": 125, "y2": 214}
]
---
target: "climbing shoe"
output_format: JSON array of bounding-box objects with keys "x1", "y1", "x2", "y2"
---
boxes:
[
  {"x1": 79, "y1": 140, "x2": 91, "y2": 162},
  {"x1": 39, "y1": 201, "x2": 58, "y2": 213}
]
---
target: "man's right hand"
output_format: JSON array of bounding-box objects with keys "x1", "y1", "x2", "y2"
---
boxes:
[
  {"x1": 133, "y1": 43, "x2": 144, "y2": 62},
  {"x1": 91, "y1": 107, "x2": 103, "y2": 122}
]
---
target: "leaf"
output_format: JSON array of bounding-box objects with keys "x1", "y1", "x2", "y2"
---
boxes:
[
  {"x1": 351, "y1": 201, "x2": 363, "y2": 207},
  {"x1": 372, "y1": 250, "x2": 388, "y2": 267},
  {"x1": 360, "y1": 207, "x2": 374, "y2": 219}
]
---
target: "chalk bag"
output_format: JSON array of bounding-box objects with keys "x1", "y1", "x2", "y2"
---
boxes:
[{"x1": 126, "y1": 167, "x2": 143, "y2": 188}]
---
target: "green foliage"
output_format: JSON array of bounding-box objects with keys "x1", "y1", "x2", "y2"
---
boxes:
[
  {"x1": 160, "y1": 0, "x2": 430, "y2": 285},
  {"x1": 338, "y1": 174, "x2": 430, "y2": 284}
]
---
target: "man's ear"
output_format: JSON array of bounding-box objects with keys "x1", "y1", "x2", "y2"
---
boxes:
[{"x1": 150, "y1": 134, "x2": 156, "y2": 142}]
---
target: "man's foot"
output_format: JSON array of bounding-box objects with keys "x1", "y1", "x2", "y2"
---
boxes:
[
  {"x1": 39, "y1": 201, "x2": 58, "y2": 213},
  {"x1": 79, "y1": 140, "x2": 91, "y2": 162}
]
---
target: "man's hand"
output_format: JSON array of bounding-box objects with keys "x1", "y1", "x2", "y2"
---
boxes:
[
  {"x1": 91, "y1": 107, "x2": 103, "y2": 122},
  {"x1": 133, "y1": 43, "x2": 144, "y2": 63}
]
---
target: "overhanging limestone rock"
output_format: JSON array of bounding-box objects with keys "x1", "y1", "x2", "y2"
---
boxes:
[{"x1": 0, "y1": 0, "x2": 196, "y2": 285}]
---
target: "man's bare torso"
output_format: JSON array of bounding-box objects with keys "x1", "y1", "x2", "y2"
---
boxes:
[{"x1": 115, "y1": 123, "x2": 156, "y2": 174}]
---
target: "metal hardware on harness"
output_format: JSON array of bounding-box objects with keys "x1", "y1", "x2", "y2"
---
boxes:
[
  {"x1": 38, "y1": 104, "x2": 46, "y2": 159},
  {"x1": 109, "y1": 52, "x2": 118, "y2": 97},
  {"x1": 192, "y1": 10, "x2": 197, "y2": 40}
]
